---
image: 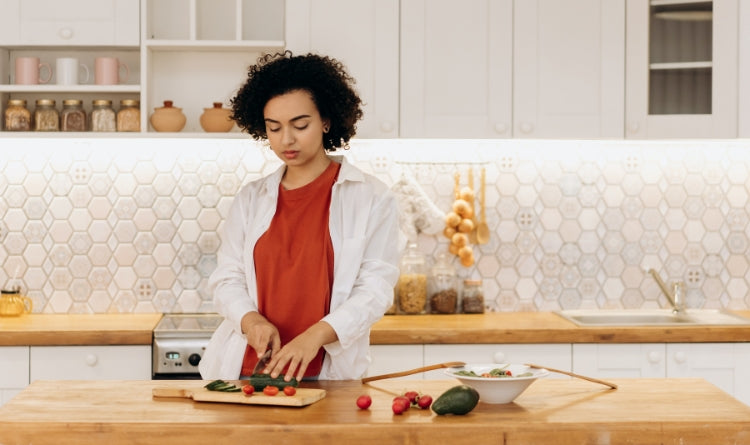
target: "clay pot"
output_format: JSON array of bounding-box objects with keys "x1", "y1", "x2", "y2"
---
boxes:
[
  {"x1": 200, "y1": 102, "x2": 234, "y2": 132},
  {"x1": 150, "y1": 100, "x2": 186, "y2": 132}
]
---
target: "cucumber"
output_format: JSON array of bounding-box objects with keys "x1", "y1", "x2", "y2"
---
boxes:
[
  {"x1": 247, "y1": 373, "x2": 299, "y2": 392},
  {"x1": 204, "y1": 380, "x2": 242, "y2": 392},
  {"x1": 431, "y1": 385, "x2": 480, "y2": 415}
]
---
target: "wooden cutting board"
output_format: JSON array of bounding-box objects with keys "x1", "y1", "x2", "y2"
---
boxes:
[{"x1": 152, "y1": 384, "x2": 326, "y2": 407}]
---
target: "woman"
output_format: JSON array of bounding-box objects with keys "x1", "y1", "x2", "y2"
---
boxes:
[{"x1": 199, "y1": 52, "x2": 400, "y2": 382}]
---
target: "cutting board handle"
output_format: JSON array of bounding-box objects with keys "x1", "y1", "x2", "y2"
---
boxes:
[{"x1": 152, "y1": 387, "x2": 193, "y2": 398}]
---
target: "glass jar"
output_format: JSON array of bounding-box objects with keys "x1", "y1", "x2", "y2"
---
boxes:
[
  {"x1": 429, "y1": 252, "x2": 458, "y2": 314},
  {"x1": 461, "y1": 279, "x2": 485, "y2": 313},
  {"x1": 90, "y1": 99, "x2": 117, "y2": 132},
  {"x1": 117, "y1": 99, "x2": 140, "y2": 132},
  {"x1": 4, "y1": 99, "x2": 31, "y2": 131},
  {"x1": 33, "y1": 99, "x2": 59, "y2": 131},
  {"x1": 61, "y1": 99, "x2": 87, "y2": 131},
  {"x1": 396, "y1": 242, "x2": 428, "y2": 314}
]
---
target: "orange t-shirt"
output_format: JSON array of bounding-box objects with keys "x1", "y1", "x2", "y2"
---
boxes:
[{"x1": 241, "y1": 161, "x2": 340, "y2": 377}]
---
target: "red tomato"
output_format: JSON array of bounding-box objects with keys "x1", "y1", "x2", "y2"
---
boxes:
[
  {"x1": 392, "y1": 399, "x2": 408, "y2": 415},
  {"x1": 263, "y1": 385, "x2": 279, "y2": 396},
  {"x1": 393, "y1": 396, "x2": 410, "y2": 410},
  {"x1": 283, "y1": 386, "x2": 296, "y2": 396},
  {"x1": 404, "y1": 391, "x2": 419, "y2": 405},
  {"x1": 356, "y1": 395, "x2": 372, "y2": 410},
  {"x1": 242, "y1": 385, "x2": 254, "y2": 396},
  {"x1": 417, "y1": 394, "x2": 433, "y2": 409}
]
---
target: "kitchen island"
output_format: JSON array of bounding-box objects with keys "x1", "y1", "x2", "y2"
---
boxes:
[{"x1": 1, "y1": 378, "x2": 749, "y2": 444}]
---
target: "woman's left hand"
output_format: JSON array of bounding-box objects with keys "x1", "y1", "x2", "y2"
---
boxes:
[{"x1": 265, "y1": 321, "x2": 337, "y2": 381}]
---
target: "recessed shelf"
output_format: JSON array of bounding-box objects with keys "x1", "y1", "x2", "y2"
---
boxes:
[
  {"x1": 144, "y1": 40, "x2": 284, "y2": 52},
  {"x1": 0, "y1": 85, "x2": 141, "y2": 93},
  {"x1": 650, "y1": 61, "x2": 713, "y2": 70}
]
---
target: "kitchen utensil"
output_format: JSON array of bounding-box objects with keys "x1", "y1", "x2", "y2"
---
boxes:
[
  {"x1": 467, "y1": 167, "x2": 478, "y2": 244},
  {"x1": 445, "y1": 363, "x2": 549, "y2": 404},
  {"x1": 253, "y1": 348, "x2": 272, "y2": 374},
  {"x1": 362, "y1": 361, "x2": 465, "y2": 383},
  {"x1": 152, "y1": 383, "x2": 326, "y2": 407},
  {"x1": 525, "y1": 363, "x2": 618, "y2": 389},
  {"x1": 0, "y1": 288, "x2": 33, "y2": 317},
  {"x1": 476, "y1": 167, "x2": 490, "y2": 244}
]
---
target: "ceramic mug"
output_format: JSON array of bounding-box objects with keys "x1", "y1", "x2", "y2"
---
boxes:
[
  {"x1": 14, "y1": 57, "x2": 52, "y2": 85},
  {"x1": 94, "y1": 57, "x2": 129, "y2": 85},
  {"x1": 56, "y1": 57, "x2": 90, "y2": 85}
]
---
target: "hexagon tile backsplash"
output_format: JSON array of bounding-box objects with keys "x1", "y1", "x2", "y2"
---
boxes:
[{"x1": 1, "y1": 137, "x2": 750, "y2": 314}]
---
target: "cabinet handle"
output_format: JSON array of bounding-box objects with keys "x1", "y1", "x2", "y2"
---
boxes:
[
  {"x1": 58, "y1": 27, "x2": 74, "y2": 40},
  {"x1": 647, "y1": 350, "x2": 661, "y2": 364},
  {"x1": 85, "y1": 354, "x2": 98, "y2": 367},
  {"x1": 379, "y1": 121, "x2": 394, "y2": 133},
  {"x1": 673, "y1": 351, "x2": 687, "y2": 364},
  {"x1": 493, "y1": 123, "x2": 508, "y2": 135},
  {"x1": 519, "y1": 122, "x2": 533, "y2": 134},
  {"x1": 493, "y1": 352, "x2": 506, "y2": 363}
]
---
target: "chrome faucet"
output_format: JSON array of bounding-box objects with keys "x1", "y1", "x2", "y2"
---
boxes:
[{"x1": 647, "y1": 268, "x2": 685, "y2": 314}]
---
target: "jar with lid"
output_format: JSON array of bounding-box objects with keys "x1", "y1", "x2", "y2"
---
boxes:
[
  {"x1": 33, "y1": 99, "x2": 59, "y2": 131},
  {"x1": 4, "y1": 99, "x2": 31, "y2": 131},
  {"x1": 429, "y1": 252, "x2": 458, "y2": 314},
  {"x1": 60, "y1": 99, "x2": 87, "y2": 131},
  {"x1": 117, "y1": 99, "x2": 140, "y2": 132},
  {"x1": 461, "y1": 279, "x2": 485, "y2": 313},
  {"x1": 90, "y1": 99, "x2": 116, "y2": 132},
  {"x1": 396, "y1": 242, "x2": 428, "y2": 314}
]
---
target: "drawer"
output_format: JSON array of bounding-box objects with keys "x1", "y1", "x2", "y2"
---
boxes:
[
  {"x1": 0, "y1": 346, "x2": 30, "y2": 388},
  {"x1": 30, "y1": 345, "x2": 151, "y2": 381}
]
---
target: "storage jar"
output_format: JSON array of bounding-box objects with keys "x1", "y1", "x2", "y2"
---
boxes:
[
  {"x1": 117, "y1": 99, "x2": 140, "y2": 132},
  {"x1": 461, "y1": 279, "x2": 485, "y2": 313},
  {"x1": 33, "y1": 99, "x2": 59, "y2": 131},
  {"x1": 150, "y1": 100, "x2": 186, "y2": 132},
  {"x1": 429, "y1": 252, "x2": 458, "y2": 314},
  {"x1": 396, "y1": 242, "x2": 428, "y2": 314},
  {"x1": 91, "y1": 99, "x2": 116, "y2": 132},
  {"x1": 61, "y1": 99, "x2": 86, "y2": 131},
  {"x1": 4, "y1": 99, "x2": 31, "y2": 131},
  {"x1": 200, "y1": 102, "x2": 234, "y2": 132}
]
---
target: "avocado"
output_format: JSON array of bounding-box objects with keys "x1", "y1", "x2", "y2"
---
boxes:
[{"x1": 431, "y1": 384, "x2": 480, "y2": 415}]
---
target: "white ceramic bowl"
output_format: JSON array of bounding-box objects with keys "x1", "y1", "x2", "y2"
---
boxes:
[{"x1": 444, "y1": 363, "x2": 549, "y2": 404}]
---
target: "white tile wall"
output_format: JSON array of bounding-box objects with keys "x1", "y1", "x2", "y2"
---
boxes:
[{"x1": 1, "y1": 137, "x2": 749, "y2": 313}]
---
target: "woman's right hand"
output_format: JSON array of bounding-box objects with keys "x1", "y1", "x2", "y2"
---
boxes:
[{"x1": 240, "y1": 311, "x2": 281, "y2": 361}]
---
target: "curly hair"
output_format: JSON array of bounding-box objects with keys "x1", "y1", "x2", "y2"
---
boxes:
[{"x1": 231, "y1": 51, "x2": 363, "y2": 151}]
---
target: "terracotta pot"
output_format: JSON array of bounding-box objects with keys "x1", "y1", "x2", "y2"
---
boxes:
[
  {"x1": 150, "y1": 100, "x2": 186, "y2": 132},
  {"x1": 200, "y1": 102, "x2": 234, "y2": 132}
]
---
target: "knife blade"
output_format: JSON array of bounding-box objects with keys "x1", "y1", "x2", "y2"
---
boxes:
[{"x1": 252, "y1": 348, "x2": 272, "y2": 374}]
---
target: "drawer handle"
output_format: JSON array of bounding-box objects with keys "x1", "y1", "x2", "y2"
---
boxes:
[
  {"x1": 493, "y1": 352, "x2": 506, "y2": 363},
  {"x1": 85, "y1": 354, "x2": 98, "y2": 367},
  {"x1": 673, "y1": 351, "x2": 687, "y2": 364},
  {"x1": 58, "y1": 27, "x2": 74, "y2": 40},
  {"x1": 647, "y1": 350, "x2": 661, "y2": 364}
]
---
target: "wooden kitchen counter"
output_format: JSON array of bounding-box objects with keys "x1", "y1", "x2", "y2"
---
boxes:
[
  {"x1": 370, "y1": 311, "x2": 750, "y2": 344},
  {"x1": 1, "y1": 378, "x2": 749, "y2": 444},
  {"x1": 0, "y1": 313, "x2": 162, "y2": 345}
]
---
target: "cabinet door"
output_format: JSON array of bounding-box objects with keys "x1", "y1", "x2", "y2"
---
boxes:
[
  {"x1": 666, "y1": 343, "x2": 750, "y2": 406},
  {"x1": 30, "y1": 346, "x2": 151, "y2": 381},
  {"x1": 513, "y1": 0, "x2": 625, "y2": 138},
  {"x1": 367, "y1": 345, "x2": 423, "y2": 380},
  {"x1": 0, "y1": 346, "x2": 30, "y2": 406},
  {"x1": 572, "y1": 343, "x2": 665, "y2": 378},
  {"x1": 423, "y1": 344, "x2": 571, "y2": 379},
  {"x1": 400, "y1": 0, "x2": 513, "y2": 138},
  {"x1": 285, "y1": 0, "x2": 399, "y2": 138},
  {"x1": 625, "y1": 0, "x2": 738, "y2": 138}
]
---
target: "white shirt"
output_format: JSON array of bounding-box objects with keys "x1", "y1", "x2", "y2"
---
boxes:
[{"x1": 199, "y1": 155, "x2": 400, "y2": 380}]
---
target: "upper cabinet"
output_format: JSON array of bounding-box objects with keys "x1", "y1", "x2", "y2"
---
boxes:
[{"x1": 625, "y1": 0, "x2": 738, "y2": 138}]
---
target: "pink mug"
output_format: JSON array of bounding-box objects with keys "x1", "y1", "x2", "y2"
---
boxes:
[
  {"x1": 15, "y1": 57, "x2": 52, "y2": 85},
  {"x1": 95, "y1": 57, "x2": 129, "y2": 85}
]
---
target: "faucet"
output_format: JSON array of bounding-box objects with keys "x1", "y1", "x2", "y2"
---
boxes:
[{"x1": 647, "y1": 268, "x2": 685, "y2": 314}]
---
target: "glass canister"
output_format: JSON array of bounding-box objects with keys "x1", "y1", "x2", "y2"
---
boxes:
[
  {"x1": 33, "y1": 99, "x2": 59, "y2": 131},
  {"x1": 461, "y1": 279, "x2": 485, "y2": 313},
  {"x1": 396, "y1": 242, "x2": 428, "y2": 314},
  {"x1": 429, "y1": 252, "x2": 458, "y2": 314},
  {"x1": 61, "y1": 99, "x2": 87, "y2": 131},
  {"x1": 0, "y1": 287, "x2": 33, "y2": 317},
  {"x1": 117, "y1": 99, "x2": 141, "y2": 132},
  {"x1": 90, "y1": 99, "x2": 117, "y2": 132},
  {"x1": 4, "y1": 99, "x2": 31, "y2": 131}
]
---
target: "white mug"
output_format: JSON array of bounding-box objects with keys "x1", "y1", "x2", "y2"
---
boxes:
[{"x1": 56, "y1": 58, "x2": 90, "y2": 85}]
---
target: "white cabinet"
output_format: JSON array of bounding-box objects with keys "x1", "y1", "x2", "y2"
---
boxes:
[
  {"x1": 400, "y1": 0, "x2": 624, "y2": 138},
  {"x1": 573, "y1": 343, "x2": 750, "y2": 405},
  {"x1": 0, "y1": 346, "x2": 29, "y2": 406},
  {"x1": 285, "y1": 0, "x2": 399, "y2": 138},
  {"x1": 367, "y1": 345, "x2": 424, "y2": 380},
  {"x1": 30, "y1": 345, "x2": 151, "y2": 380},
  {"x1": 625, "y1": 0, "x2": 738, "y2": 138},
  {"x1": 423, "y1": 344, "x2": 572, "y2": 379}
]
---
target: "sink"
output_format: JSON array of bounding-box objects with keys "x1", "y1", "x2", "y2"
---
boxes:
[{"x1": 555, "y1": 309, "x2": 750, "y2": 326}]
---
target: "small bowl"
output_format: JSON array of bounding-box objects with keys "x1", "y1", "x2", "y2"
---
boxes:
[{"x1": 444, "y1": 363, "x2": 549, "y2": 404}]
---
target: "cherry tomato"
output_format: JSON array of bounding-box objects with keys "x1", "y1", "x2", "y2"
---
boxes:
[
  {"x1": 241, "y1": 384, "x2": 254, "y2": 396},
  {"x1": 283, "y1": 386, "x2": 296, "y2": 396},
  {"x1": 263, "y1": 385, "x2": 279, "y2": 396},
  {"x1": 417, "y1": 394, "x2": 433, "y2": 409},
  {"x1": 356, "y1": 395, "x2": 372, "y2": 410},
  {"x1": 393, "y1": 396, "x2": 410, "y2": 411},
  {"x1": 392, "y1": 399, "x2": 408, "y2": 415},
  {"x1": 404, "y1": 391, "x2": 419, "y2": 405}
]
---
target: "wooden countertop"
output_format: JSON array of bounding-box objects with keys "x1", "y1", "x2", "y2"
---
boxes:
[
  {"x1": 370, "y1": 311, "x2": 750, "y2": 344},
  {"x1": 1, "y1": 378, "x2": 748, "y2": 444},
  {"x1": 0, "y1": 313, "x2": 162, "y2": 345}
]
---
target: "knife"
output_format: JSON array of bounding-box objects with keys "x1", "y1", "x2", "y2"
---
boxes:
[{"x1": 252, "y1": 348, "x2": 272, "y2": 374}]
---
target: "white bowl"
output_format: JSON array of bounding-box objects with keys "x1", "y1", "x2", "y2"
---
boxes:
[{"x1": 444, "y1": 363, "x2": 549, "y2": 404}]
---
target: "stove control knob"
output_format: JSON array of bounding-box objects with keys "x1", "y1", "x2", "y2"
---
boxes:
[{"x1": 188, "y1": 353, "x2": 201, "y2": 367}]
